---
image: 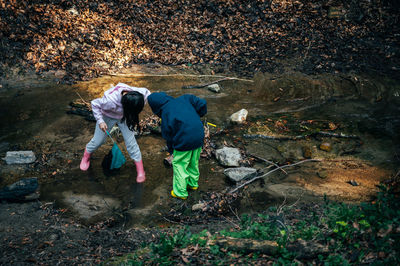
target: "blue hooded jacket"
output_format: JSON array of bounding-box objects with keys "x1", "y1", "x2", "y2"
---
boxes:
[{"x1": 148, "y1": 92, "x2": 207, "y2": 153}]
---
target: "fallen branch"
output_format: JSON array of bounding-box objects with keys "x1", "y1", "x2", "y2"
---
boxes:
[
  {"x1": 108, "y1": 73, "x2": 254, "y2": 82},
  {"x1": 208, "y1": 236, "x2": 328, "y2": 258},
  {"x1": 229, "y1": 159, "x2": 321, "y2": 193},
  {"x1": 244, "y1": 131, "x2": 359, "y2": 141},
  {"x1": 243, "y1": 134, "x2": 305, "y2": 140},
  {"x1": 182, "y1": 77, "x2": 231, "y2": 89},
  {"x1": 208, "y1": 236, "x2": 279, "y2": 255},
  {"x1": 316, "y1": 131, "x2": 360, "y2": 139}
]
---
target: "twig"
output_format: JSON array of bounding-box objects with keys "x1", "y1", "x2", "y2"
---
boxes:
[
  {"x1": 276, "y1": 193, "x2": 287, "y2": 216},
  {"x1": 228, "y1": 205, "x2": 241, "y2": 222},
  {"x1": 75, "y1": 91, "x2": 89, "y2": 105},
  {"x1": 317, "y1": 131, "x2": 359, "y2": 139},
  {"x1": 229, "y1": 159, "x2": 321, "y2": 193},
  {"x1": 163, "y1": 216, "x2": 184, "y2": 225},
  {"x1": 393, "y1": 169, "x2": 400, "y2": 179},
  {"x1": 223, "y1": 215, "x2": 240, "y2": 229},
  {"x1": 249, "y1": 153, "x2": 287, "y2": 175},
  {"x1": 287, "y1": 193, "x2": 303, "y2": 209}
]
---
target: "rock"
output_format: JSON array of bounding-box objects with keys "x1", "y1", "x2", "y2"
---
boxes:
[
  {"x1": 49, "y1": 234, "x2": 59, "y2": 241},
  {"x1": 224, "y1": 167, "x2": 258, "y2": 182},
  {"x1": 317, "y1": 171, "x2": 328, "y2": 179},
  {"x1": 207, "y1": 84, "x2": 221, "y2": 93},
  {"x1": 0, "y1": 177, "x2": 39, "y2": 200},
  {"x1": 319, "y1": 142, "x2": 332, "y2": 152},
  {"x1": 215, "y1": 147, "x2": 242, "y2": 167},
  {"x1": 67, "y1": 7, "x2": 79, "y2": 15},
  {"x1": 3, "y1": 151, "x2": 36, "y2": 164},
  {"x1": 348, "y1": 180, "x2": 359, "y2": 186},
  {"x1": 230, "y1": 109, "x2": 248, "y2": 124},
  {"x1": 54, "y1": 70, "x2": 67, "y2": 79},
  {"x1": 280, "y1": 147, "x2": 304, "y2": 161},
  {"x1": 192, "y1": 202, "x2": 207, "y2": 211}
]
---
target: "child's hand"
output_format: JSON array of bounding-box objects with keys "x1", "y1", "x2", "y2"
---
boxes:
[
  {"x1": 99, "y1": 122, "x2": 108, "y2": 133},
  {"x1": 163, "y1": 154, "x2": 173, "y2": 168}
]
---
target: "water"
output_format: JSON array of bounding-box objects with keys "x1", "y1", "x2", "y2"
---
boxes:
[{"x1": 1, "y1": 71, "x2": 399, "y2": 226}]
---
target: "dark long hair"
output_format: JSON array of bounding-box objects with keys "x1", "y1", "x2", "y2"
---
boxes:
[{"x1": 121, "y1": 91, "x2": 145, "y2": 131}]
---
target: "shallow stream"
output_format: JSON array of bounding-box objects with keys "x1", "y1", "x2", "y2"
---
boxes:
[{"x1": 1, "y1": 69, "x2": 399, "y2": 227}]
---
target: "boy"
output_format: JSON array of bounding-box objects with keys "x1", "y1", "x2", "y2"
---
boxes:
[{"x1": 148, "y1": 92, "x2": 207, "y2": 199}]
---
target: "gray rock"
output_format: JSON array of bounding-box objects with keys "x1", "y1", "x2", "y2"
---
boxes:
[
  {"x1": 192, "y1": 202, "x2": 207, "y2": 211},
  {"x1": 67, "y1": 7, "x2": 79, "y2": 15},
  {"x1": 207, "y1": 84, "x2": 221, "y2": 93},
  {"x1": 215, "y1": 147, "x2": 242, "y2": 167},
  {"x1": 54, "y1": 70, "x2": 67, "y2": 79},
  {"x1": 224, "y1": 167, "x2": 258, "y2": 182},
  {"x1": 49, "y1": 234, "x2": 59, "y2": 241},
  {"x1": 230, "y1": 109, "x2": 248, "y2": 124},
  {"x1": 3, "y1": 151, "x2": 36, "y2": 164}
]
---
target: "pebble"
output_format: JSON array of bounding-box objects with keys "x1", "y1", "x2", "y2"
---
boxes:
[
  {"x1": 49, "y1": 234, "x2": 59, "y2": 241},
  {"x1": 319, "y1": 142, "x2": 332, "y2": 152},
  {"x1": 317, "y1": 171, "x2": 328, "y2": 179},
  {"x1": 207, "y1": 84, "x2": 221, "y2": 93},
  {"x1": 230, "y1": 109, "x2": 248, "y2": 124},
  {"x1": 192, "y1": 202, "x2": 207, "y2": 211},
  {"x1": 348, "y1": 180, "x2": 359, "y2": 186}
]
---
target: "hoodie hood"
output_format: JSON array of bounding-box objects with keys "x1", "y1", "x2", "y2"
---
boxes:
[{"x1": 148, "y1": 92, "x2": 173, "y2": 117}]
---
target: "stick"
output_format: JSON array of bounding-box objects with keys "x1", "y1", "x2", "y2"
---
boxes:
[
  {"x1": 244, "y1": 131, "x2": 359, "y2": 141},
  {"x1": 249, "y1": 153, "x2": 287, "y2": 174},
  {"x1": 108, "y1": 73, "x2": 254, "y2": 82},
  {"x1": 75, "y1": 91, "x2": 90, "y2": 106},
  {"x1": 316, "y1": 131, "x2": 360, "y2": 139},
  {"x1": 163, "y1": 216, "x2": 184, "y2": 225},
  {"x1": 182, "y1": 77, "x2": 231, "y2": 89},
  {"x1": 244, "y1": 134, "x2": 305, "y2": 140},
  {"x1": 229, "y1": 159, "x2": 321, "y2": 194}
]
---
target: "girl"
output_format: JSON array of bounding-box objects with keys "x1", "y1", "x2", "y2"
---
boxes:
[{"x1": 80, "y1": 83, "x2": 151, "y2": 183}]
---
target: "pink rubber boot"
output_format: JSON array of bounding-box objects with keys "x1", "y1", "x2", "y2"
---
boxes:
[
  {"x1": 135, "y1": 160, "x2": 146, "y2": 183},
  {"x1": 80, "y1": 149, "x2": 91, "y2": 171}
]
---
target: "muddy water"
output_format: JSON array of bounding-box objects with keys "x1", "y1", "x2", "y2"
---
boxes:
[{"x1": 1, "y1": 70, "x2": 399, "y2": 227}]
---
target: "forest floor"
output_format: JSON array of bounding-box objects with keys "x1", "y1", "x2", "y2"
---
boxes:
[{"x1": 0, "y1": 0, "x2": 399, "y2": 84}]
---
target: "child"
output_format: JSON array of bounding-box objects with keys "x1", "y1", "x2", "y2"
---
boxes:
[
  {"x1": 80, "y1": 83, "x2": 151, "y2": 183},
  {"x1": 148, "y1": 92, "x2": 207, "y2": 199}
]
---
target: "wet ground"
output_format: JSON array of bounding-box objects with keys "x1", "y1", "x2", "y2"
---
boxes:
[{"x1": 1, "y1": 66, "x2": 400, "y2": 228}]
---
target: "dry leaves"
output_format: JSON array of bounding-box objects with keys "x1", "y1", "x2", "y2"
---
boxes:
[{"x1": 0, "y1": 0, "x2": 399, "y2": 82}]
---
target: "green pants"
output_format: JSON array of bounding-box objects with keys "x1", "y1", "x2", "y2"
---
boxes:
[{"x1": 172, "y1": 147, "x2": 202, "y2": 198}]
